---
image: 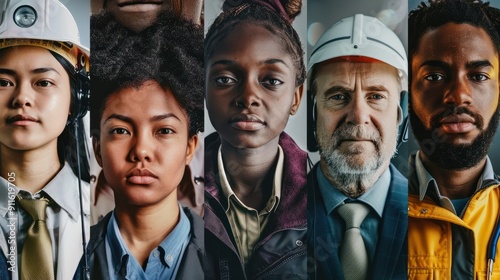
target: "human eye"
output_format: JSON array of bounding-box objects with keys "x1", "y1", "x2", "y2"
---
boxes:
[
  {"x1": 0, "y1": 79, "x2": 13, "y2": 87},
  {"x1": 35, "y1": 80, "x2": 54, "y2": 87},
  {"x1": 368, "y1": 93, "x2": 385, "y2": 100},
  {"x1": 329, "y1": 94, "x2": 348, "y2": 101},
  {"x1": 215, "y1": 76, "x2": 237, "y2": 85},
  {"x1": 262, "y1": 78, "x2": 284, "y2": 87},
  {"x1": 424, "y1": 73, "x2": 445, "y2": 82},
  {"x1": 110, "y1": 128, "x2": 130, "y2": 135},
  {"x1": 157, "y1": 128, "x2": 174, "y2": 135},
  {"x1": 469, "y1": 73, "x2": 489, "y2": 81}
]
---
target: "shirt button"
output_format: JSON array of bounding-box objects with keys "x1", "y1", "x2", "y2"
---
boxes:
[
  {"x1": 166, "y1": 255, "x2": 173, "y2": 262},
  {"x1": 153, "y1": 250, "x2": 160, "y2": 258},
  {"x1": 296, "y1": 240, "x2": 303, "y2": 247}
]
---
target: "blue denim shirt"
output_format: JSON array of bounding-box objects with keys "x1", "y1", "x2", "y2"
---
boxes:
[{"x1": 105, "y1": 204, "x2": 190, "y2": 280}]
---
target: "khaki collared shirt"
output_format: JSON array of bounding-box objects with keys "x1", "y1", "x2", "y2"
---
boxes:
[{"x1": 218, "y1": 145, "x2": 284, "y2": 265}]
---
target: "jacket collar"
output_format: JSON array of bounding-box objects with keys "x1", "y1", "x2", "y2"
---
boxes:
[{"x1": 204, "y1": 132, "x2": 307, "y2": 245}]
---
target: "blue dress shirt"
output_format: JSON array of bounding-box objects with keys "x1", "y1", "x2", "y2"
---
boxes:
[
  {"x1": 105, "y1": 204, "x2": 190, "y2": 280},
  {"x1": 316, "y1": 166, "x2": 391, "y2": 264}
]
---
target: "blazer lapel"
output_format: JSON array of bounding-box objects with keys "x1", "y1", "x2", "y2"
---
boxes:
[{"x1": 371, "y1": 165, "x2": 408, "y2": 279}]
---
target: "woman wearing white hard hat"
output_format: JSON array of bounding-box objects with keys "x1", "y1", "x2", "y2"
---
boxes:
[{"x1": 0, "y1": 0, "x2": 90, "y2": 280}]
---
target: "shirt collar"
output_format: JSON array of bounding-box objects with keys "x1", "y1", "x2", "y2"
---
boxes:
[
  {"x1": 415, "y1": 151, "x2": 497, "y2": 201},
  {"x1": 316, "y1": 166, "x2": 391, "y2": 218},
  {"x1": 106, "y1": 204, "x2": 191, "y2": 274},
  {"x1": 0, "y1": 163, "x2": 81, "y2": 220},
  {"x1": 217, "y1": 145, "x2": 283, "y2": 213}
]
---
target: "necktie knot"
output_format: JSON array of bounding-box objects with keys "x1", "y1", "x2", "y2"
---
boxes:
[
  {"x1": 17, "y1": 197, "x2": 49, "y2": 221},
  {"x1": 337, "y1": 202, "x2": 370, "y2": 229}
]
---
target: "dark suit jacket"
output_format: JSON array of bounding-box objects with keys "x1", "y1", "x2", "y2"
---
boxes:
[
  {"x1": 73, "y1": 207, "x2": 204, "y2": 280},
  {"x1": 307, "y1": 164, "x2": 408, "y2": 280}
]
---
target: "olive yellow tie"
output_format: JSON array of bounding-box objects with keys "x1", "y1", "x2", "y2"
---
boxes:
[
  {"x1": 18, "y1": 197, "x2": 54, "y2": 280},
  {"x1": 338, "y1": 202, "x2": 370, "y2": 280}
]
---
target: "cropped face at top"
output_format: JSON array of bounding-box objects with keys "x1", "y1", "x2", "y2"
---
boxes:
[
  {"x1": 206, "y1": 22, "x2": 302, "y2": 149},
  {"x1": 93, "y1": 80, "x2": 197, "y2": 207},
  {"x1": 0, "y1": 46, "x2": 71, "y2": 152},
  {"x1": 105, "y1": 0, "x2": 169, "y2": 32},
  {"x1": 410, "y1": 23, "x2": 500, "y2": 169},
  {"x1": 314, "y1": 61, "x2": 400, "y2": 180}
]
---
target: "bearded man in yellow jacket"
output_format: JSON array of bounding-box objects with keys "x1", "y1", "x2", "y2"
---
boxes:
[{"x1": 408, "y1": 0, "x2": 500, "y2": 279}]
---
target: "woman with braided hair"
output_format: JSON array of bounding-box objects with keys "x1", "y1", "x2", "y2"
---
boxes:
[{"x1": 204, "y1": 0, "x2": 307, "y2": 279}]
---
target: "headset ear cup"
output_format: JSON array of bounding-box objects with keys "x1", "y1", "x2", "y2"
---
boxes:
[
  {"x1": 397, "y1": 90, "x2": 409, "y2": 148},
  {"x1": 71, "y1": 54, "x2": 90, "y2": 121},
  {"x1": 307, "y1": 90, "x2": 319, "y2": 152}
]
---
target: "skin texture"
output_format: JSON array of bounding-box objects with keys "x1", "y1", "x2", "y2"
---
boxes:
[
  {"x1": 0, "y1": 46, "x2": 70, "y2": 152},
  {"x1": 206, "y1": 22, "x2": 303, "y2": 151},
  {"x1": 105, "y1": 0, "x2": 170, "y2": 32},
  {"x1": 102, "y1": 0, "x2": 202, "y2": 30},
  {"x1": 314, "y1": 61, "x2": 400, "y2": 197},
  {"x1": 205, "y1": 22, "x2": 303, "y2": 209},
  {"x1": 410, "y1": 23, "x2": 500, "y2": 198},
  {"x1": 0, "y1": 46, "x2": 71, "y2": 193},
  {"x1": 93, "y1": 80, "x2": 198, "y2": 266},
  {"x1": 93, "y1": 79, "x2": 197, "y2": 208}
]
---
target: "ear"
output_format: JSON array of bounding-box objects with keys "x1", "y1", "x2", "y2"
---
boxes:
[
  {"x1": 185, "y1": 134, "x2": 199, "y2": 165},
  {"x1": 290, "y1": 84, "x2": 304, "y2": 115},
  {"x1": 92, "y1": 135, "x2": 103, "y2": 168}
]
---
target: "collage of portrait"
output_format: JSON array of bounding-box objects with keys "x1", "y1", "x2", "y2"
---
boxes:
[{"x1": 0, "y1": 0, "x2": 500, "y2": 279}]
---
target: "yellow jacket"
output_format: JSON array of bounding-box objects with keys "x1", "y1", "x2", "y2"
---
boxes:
[{"x1": 408, "y1": 185, "x2": 500, "y2": 280}]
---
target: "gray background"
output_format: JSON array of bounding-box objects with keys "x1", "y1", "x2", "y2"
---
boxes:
[{"x1": 62, "y1": 0, "x2": 90, "y2": 49}]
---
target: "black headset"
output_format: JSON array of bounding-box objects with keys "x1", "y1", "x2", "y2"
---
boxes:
[
  {"x1": 69, "y1": 53, "x2": 90, "y2": 123},
  {"x1": 307, "y1": 88, "x2": 409, "y2": 152}
]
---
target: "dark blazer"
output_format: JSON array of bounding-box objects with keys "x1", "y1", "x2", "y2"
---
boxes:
[
  {"x1": 73, "y1": 207, "x2": 204, "y2": 280},
  {"x1": 307, "y1": 164, "x2": 408, "y2": 280}
]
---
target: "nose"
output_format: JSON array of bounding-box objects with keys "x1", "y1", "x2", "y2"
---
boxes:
[
  {"x1": 443, "y1": 75, "x2": 473, "y2": 106},
  {"x1": 233, "y1": 79, "x2": 260, "y2": 108},
  {"x1": 345, "y1": 90, "x2": 371, "y2": 125},
  {"x1": 11, "y1": 83, "x2": 33, "y2": 108},
  {"x1": 128, "y1": 131, "x2": 153, "y2": 163}
]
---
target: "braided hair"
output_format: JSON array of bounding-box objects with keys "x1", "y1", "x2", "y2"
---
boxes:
[{"x1": 205, "y1": 2, "x2": 305, "y2": 87}]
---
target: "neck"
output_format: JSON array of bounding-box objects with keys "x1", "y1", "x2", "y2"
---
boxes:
[
  {"x1": 0, "y1": 142, "x2": 61, "y2": 193},
  {"x1": 420, "y1": 152, "x2": 486, "y2": 199},
  {"x1": 220, "y1": 137, "x2": 279, "y2": 209},
  {"x1": 114, "y1": 192, "x2": 180, "y2": 268}
]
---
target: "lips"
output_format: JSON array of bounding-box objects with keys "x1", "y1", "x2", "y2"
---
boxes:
[
  {"x1": 126, "y1": 168, "x2": 158, "y2": 185},
  {"x1": 229, "y1": 114, "x2": 266, "y2": 131},
  {"x1": 439, "y1": 114, "x2": 476, "y2": 133},
  {"x1": 6, "y1": 114, "x2": 38, "y2": 126},
  {"x1": 117, "y1": 0, "x2": 163, "y2": 7}
]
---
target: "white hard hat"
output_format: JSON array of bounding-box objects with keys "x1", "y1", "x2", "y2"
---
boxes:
[
  {"x1": 308, "y1": 14, "x2": 407, "y2": 79},
  {"x1": 0, "y1": 0, "x2": 89, "y2": 69}
]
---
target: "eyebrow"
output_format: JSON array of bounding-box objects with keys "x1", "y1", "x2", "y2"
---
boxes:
[
  {"x1": 419, "y1": 60, "x2": 493, "y2": 70},
  {"x1": 322, "y1": 84, "x2": 389, "y2": 96},
  {"x1": 210, "y1": 58, "x2": 290, "y2": 68},
  {"x1": 103, "y1": 113, "x2": 181, "y2": 125},
  {"x1": 0, "y1": 67, "x2": 60, "y2": 75}
]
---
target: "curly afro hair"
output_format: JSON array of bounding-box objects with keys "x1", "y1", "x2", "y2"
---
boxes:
[{"x1": 90, "y1": 10, "x2": 204, "y2": 137}]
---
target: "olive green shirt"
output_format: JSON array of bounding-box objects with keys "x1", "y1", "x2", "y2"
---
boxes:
[{"x1": 218, "y1": 145, "x2": 283, "y2": 265}]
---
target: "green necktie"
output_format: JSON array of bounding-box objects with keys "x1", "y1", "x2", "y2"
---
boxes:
[
  {"x1": 338, "y1": 202, "x2": 370, "y2": 280},
  {"x1": 18, "y1": 197, "x2": 54, "y2": 280}
]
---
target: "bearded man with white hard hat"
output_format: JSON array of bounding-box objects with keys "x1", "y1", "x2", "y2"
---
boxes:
[{"x1": 307, "y1": 14, "x2": 408, "y2": 280}]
